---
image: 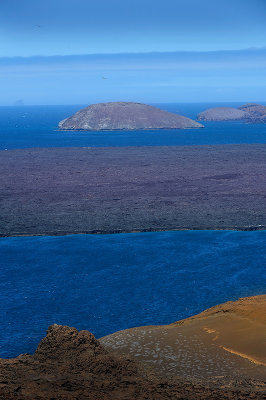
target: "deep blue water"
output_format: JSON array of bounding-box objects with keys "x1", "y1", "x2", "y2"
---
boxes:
[
  {"x1": 0, "y1": 104, "x2": 265, "y2": 358},
  {"x1": 0, "y1": 230, "x2": 265, "y2": 358},
  {"x1": 0, "y1": 102, "x2": 266, "y2": 149}
]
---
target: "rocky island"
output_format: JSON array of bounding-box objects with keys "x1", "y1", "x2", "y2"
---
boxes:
[
  {"x1": 197, "y1": 103, "x2": 266, "y2": 122},
  {"x1": 197, "y1": 107, "x2": 247, "y2": 121},
  {"x1": 58, "y1": 101, "x2": 203, "y2": 130},
  {"x1": 239, "y1": 103, "x2": 266, "y2": 123},
  {"x1": 0, "y1": 295, "x2": 265, "y2": 399}
]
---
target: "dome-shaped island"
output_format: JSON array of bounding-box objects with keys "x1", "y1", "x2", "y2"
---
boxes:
[
  {"x1": 197, "y1": 107, "x2": 247, "y2": 121},
  {"x1": 58, "y1": 101, "x2": 203, "y2": 130}
]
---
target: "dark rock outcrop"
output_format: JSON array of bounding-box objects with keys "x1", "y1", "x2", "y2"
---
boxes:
[
  {"x1": 58, "y1": 102, "x2": 203, "y2": 130},
  {"x1": 197, "y1": 107, "x2": 247, "y2": 121},
  {"x1": 0, "y1": 324, "x2": 144, "y2": 400}
]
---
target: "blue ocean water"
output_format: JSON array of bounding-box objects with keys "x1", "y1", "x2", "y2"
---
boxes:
[
  {"x1": 0, "y1": 104, "x2": 265, "y2": 359},
  {"x1": 0, "y1": 230, "x2": 265, "y2": 358},
  {"x1": 0, "y1": 102, "x2": 266, "y2": 149}
]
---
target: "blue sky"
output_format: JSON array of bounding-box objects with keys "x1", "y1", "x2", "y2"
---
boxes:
[{"x1": 0, "y1": 0, "x2": 265, "y2": 104}]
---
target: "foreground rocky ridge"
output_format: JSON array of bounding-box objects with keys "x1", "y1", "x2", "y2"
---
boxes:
[
  {"x1": 197, "y1": 103, "x2": 266, "y2": 122},
  {"x1": 58, "y1": 102, "x2": 203, "y2": 130},
  {"x1": 0, "y1": 296, "x2": 265, "y2": 399}
]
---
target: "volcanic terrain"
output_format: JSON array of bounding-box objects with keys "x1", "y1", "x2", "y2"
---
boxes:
[
  {"x1": 58, "y1": 102, "x2": 203, "y2": 130},
  {"x1": 0, "y1": 295, "x2": 265, "y2": 399},
  {"x1": 198, "y1": 103, "x2": 266, "y2": 122},
  {"x1": 0, "y1": 144, "x2": 266, "y2": 236}
]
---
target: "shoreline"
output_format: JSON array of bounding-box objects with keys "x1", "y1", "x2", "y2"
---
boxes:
[
  {"x1": 2, "y1": 140, "x2": 266, "y2": 151},
  {"x1": 1, "y1": 225, "x2": 266, "y2": 238}
]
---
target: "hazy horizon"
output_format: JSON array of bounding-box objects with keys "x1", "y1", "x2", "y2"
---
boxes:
[
  {"x1": 1, "y1": 0, "x2": 266, "y2": 105},
  {"x1": 3, "y1": 101, "x2": 266, "y2": 107}
]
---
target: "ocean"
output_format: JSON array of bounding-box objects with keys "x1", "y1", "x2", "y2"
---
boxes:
[
  {"x1": 0, "y1": 102, "x2": 266, "y2": 149},
  {"x1": 0, "y1": 103, "x2": 265, "y2": 358},
  {"x1": 0, "y1": 230, "x2": 265, "y2": 359}
]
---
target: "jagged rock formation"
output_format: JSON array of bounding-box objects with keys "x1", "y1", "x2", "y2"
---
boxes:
[
  {"x1": 197, "y1": 107, "x2": 248, "y2": 121},
  {"x1": 197, "y1": 103, "x2": 266, "y2": 123},
  {"x1": 0, "y1": 324, "x2": 144, "y2": 400},
  {"x1": 0, "y1": 296, "x2": 265, "y2": 399},
  {"x1": 58, "y1": 102, "x2": 203, "y2": 130}
]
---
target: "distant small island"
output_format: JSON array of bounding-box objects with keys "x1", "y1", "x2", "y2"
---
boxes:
[
  {"x1": 198, "y1": 103, "x2": 266, "y2": 122},
  {"x1": 239, "y1": 103, "x2": 266, "y2": 123},
  {"x1": 58, "y1": 101, "x2": 203, "y2": 130},
  {"x1": 13, "y1": 99, "x2": 25, "y2": 106},
  {"x1": 197, "y1": 107, "x2": 247, "y2": 121}
]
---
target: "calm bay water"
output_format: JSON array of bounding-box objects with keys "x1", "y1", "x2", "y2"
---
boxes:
[
  {"x1": 0, "y1": 230, "x2": 265, "y2": 358},
  {"x1": 0, "y1": 102, "x2": 266, "y2": 149},
  {"x1": 0, "y1": 103, "x2": 265, "y2": 358}
]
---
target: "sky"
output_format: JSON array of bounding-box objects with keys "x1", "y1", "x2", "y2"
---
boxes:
[{"x1": 0, "y1": 0, "x2": 265, "y2": 104}]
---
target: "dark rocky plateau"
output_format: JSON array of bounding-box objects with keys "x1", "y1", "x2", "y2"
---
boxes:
[
  {"x1": 0, "y1": 144, "x2": 266, "y2": 236},
  {"x1": 0, "y1": 296, "x2": 265, "y2": 399},
  {"x1": 58, "y1": 101, "x2": 203, "y2": 130},
  {"x1": 197, "y1": 103, "x2": 266, "y2": 122}
]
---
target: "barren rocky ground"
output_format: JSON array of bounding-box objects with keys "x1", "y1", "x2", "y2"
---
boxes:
[
  {"x1": 197, "y1": 103, "x2": 266, "y2": 122},
  {"x1": 0, "y1": 296, "x2": 265, "y2": 399},
  {"x1": 0, "y1": 144, "x2": 266, "y2": 236},
  {"x1": 101, "y1": 295, "x2": 266, "y2": 381},
  {"x1": 58, "y1": 102, "x2": 203, "y2": 130}
]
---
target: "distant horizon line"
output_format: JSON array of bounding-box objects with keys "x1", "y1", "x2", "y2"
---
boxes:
[
  {"x1": 1, "y1": 47, "x2": 266, "y2": 60},
  {"x1": 2, "y1": 101, "x2": 266, "y2": 107}
]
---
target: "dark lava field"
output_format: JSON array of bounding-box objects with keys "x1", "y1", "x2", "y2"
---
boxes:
[{"x1": 0, "y1": 144, "x2": 265, "y2": 236}]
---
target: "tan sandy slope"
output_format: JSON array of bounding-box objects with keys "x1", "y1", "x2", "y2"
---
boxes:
[{"x1": 100, "y1": 295, "x2": 266, "y2": 380}]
